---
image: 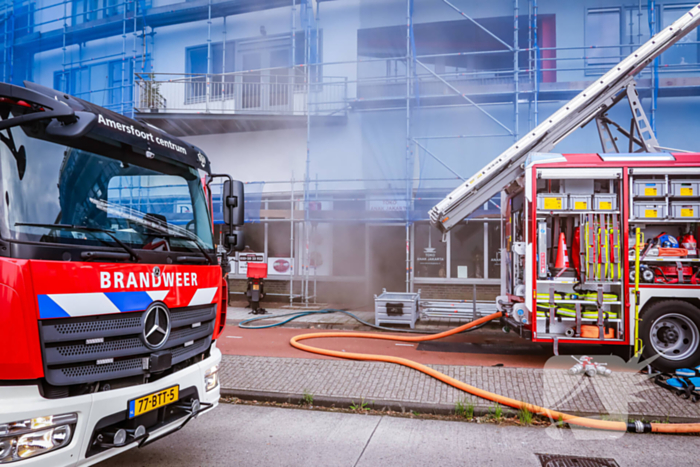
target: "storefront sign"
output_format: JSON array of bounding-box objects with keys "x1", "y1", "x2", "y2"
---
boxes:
[
  {"x1": 237, "y1": 252, "x2": 264, "y2": 275},
  {"x1": 368, "y1": 199, "x2": 408, "y2": 212}
]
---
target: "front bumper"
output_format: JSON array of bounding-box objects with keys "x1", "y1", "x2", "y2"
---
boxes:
[{"x1": 0, "y1": 345, "x2": 221, "y2": 466}]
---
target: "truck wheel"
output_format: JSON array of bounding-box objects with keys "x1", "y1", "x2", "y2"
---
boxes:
[{"x1": 640, "y1": 300, "x2": 700, "y2": 373}]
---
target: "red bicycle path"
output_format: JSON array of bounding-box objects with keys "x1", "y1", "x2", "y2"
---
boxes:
[{"x1": 217, "y1": 324, "x2": 557, "y2": 369}]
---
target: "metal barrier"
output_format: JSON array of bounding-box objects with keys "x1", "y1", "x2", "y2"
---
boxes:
[
  {"x1": 134, "y1": 72, "x2": 348, "y2": 117},
  {"x1": 420, "y1": 299, "x2": 498, "y2": 321}
]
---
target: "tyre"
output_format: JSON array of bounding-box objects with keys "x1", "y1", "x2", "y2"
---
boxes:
[{"x1": 640, "y1": 300, "x2": 700, "y2": 373}]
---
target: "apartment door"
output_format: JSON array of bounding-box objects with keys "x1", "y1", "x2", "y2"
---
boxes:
[
  {"x1": 366, "y1": 225, "x2": 406, "y2": 300},
  {"x1": 236, "y1": 38, "x2": 293, "y2": 112}
]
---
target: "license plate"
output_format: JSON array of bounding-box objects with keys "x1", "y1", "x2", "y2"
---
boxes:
[{"x1": 128, "y1": 385, "x2": 179, "y2": 419}]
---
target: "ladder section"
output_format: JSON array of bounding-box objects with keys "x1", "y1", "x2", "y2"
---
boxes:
[{"x1": 430, "y1": 3, "x2": 700, "y2": 233}]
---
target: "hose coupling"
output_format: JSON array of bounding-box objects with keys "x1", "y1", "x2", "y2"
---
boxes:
[{"x1": 627, "y1": 421, "x2": 652, "y2": 433}]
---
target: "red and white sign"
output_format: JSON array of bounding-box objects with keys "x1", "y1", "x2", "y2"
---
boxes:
[{"x1": 268, "y1": 257, "x2": 292, "y2": 275}]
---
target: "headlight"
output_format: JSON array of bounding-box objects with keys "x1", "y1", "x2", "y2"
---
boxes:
[
  {"x1": 205, "y1": 365, "x2": 219, "y2": 392},
  {"x1": 0, "y1": 413, "x2": 77, "y2": 463}
]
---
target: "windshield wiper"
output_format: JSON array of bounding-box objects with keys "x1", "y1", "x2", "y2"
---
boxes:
[
  {"x1": 88, "y1": 198, "x2": 216, "y2": 265},
  {"x1": 141, "y1": 223, "x2": 215, "y2": 265},
  {"x1": 15, "y1": 223, "x2": 141, "y2": 262}
]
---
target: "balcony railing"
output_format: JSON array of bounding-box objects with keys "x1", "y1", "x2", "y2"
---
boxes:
[{"x1": 134, "y1": 71, "x2": 348, "y2": 117}]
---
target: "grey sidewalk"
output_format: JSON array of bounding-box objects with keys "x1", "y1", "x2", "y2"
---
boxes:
[{"x1": 219, "y1": 354, "x2": 700, "y2": 422}]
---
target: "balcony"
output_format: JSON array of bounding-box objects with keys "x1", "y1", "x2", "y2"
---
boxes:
[{"x1": 134, "y1": 71, "x2": 348, "y2": 136}]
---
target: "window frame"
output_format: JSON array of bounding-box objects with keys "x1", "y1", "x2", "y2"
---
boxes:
[
  {"x1": 584, "y1": 7, "x2": 623, "y2": 75},
  {"x1": 411, "y1": 218, "x2": 501, "y2": 285},
  {"x1": 659, "y1": 3, "x2": 700, "y2": 71}
]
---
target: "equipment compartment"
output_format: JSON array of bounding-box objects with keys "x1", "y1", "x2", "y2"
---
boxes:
[{"x1": 633, "y1": 180, "x2": 666, "y2": 198}]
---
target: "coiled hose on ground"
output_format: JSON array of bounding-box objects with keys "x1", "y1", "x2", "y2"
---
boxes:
[{"x1": 290, "y1": 311, "x2": 700, "y2": 434}]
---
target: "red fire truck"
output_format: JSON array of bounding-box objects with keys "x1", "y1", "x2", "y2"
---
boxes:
[
  {"x1": 430, "y1": 4, "x2": 700, "y2": 372},
  {"x1": 0, "y1": 81, "x2": 244, "y2": 465}
]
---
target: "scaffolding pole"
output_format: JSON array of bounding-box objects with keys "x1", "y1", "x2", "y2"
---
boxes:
[
  {"x1": 649, "y1": 0, "x2": 658, "y2": 134},
  {"x1": 303, "y1": 0, "x2": 312, "y2": 306},
  {"x1": 120, "y1": 0, "x2": 128, "y2": 115},
  {"x1": 405, "y1": 0, "x2": 412, "y2": 293},
  {"x1": 532, "y1": 0, "x2": 539, "y2": 126},
  {"x1": 513, "y1": 0, "x2": 519, "y2": 141},
  {"x1": 290, "y1": 175, "x2": 295, "y2": 307}
]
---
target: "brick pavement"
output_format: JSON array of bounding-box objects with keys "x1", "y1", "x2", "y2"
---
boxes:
[{"x1": 219, "y1": 355, "x2": 700, "y2": 422}]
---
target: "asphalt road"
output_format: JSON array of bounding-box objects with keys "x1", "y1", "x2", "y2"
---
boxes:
[{"x1": 98, "y1": 403, "x2": 700, "y2": 466}]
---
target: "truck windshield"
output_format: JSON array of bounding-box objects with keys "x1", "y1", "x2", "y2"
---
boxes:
[{"x1": 0, "y1": 125, "x2": 214, "y2": 253}]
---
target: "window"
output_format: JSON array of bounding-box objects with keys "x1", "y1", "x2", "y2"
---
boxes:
[
  {"x1": 240, "y1": 223, "x2": 265, "y2": 253},
  {"x1": 623, "y1": 6, "x2": 650, "y2": 54},
  {"x1": 13, "y1": 3, "x2": 34, "y2": 38},
  {"x1": 71, "y1": 0, "x2": 141, "y2": 25},
  {"x1": 487, "y1": 221, "x2": 501, "y2": 279},
  {"x1": 109, "y1": 60, "x2": 133, "y2": 111},
  {"x1": 186, "y1": 42, "x2": 237, "y2": 102},
  {"x1": 586, "y1": 8, "x2": 621, "y2": 68},
  {"x1": 415, "y1": 223, "x2": 447, "y2": 278},
  {"x1": 662, "y1": 4, "x2": 698, "y2": 68},
  {"x1": 357, "y1": 15, "x2": 556, "y2": 83},
  {"x1": 54, "y1": 57, "x2": 147, "y2": 111},
  {"x1": 450, "y1": 221, "x2": 484, "y2": 279},
  {"x1": 269, "y1": 223, "x2": 291, "y2": 258}
]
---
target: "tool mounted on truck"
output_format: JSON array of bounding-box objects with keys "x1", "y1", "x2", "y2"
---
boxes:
[{"x1": 430, "y1": 3, "x2": 700, "y2": 372}]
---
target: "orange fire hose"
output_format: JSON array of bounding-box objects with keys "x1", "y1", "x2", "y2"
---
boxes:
[{"x1": 290, "y1": 311, "x2": 700, "y2": 434}]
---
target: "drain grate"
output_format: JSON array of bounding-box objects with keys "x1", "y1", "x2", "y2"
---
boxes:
[{"x1": 536, "y1": 454, "x2": 620, "y2": 467}]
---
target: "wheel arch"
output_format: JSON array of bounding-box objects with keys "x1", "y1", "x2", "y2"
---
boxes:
[{"x1": 640, "y1": 296, "x2": 700, "y2": 317}]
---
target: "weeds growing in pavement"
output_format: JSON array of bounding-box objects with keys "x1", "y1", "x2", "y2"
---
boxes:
[
  {"x1": 302, "y1": 390, "x2": 314, "y2": 406},
  {"x1": 556, "y1": 415, "x2": 564, "y2": 428},
  {"x1": 455, "y1": 399, "x2": 475, "y2": 419},
  {"x1": 490, "y1": 403, "x2": 503, "y2": 421},
  {"x1": 517, "y1": 407, "x2": 533, "y2": 426},
  {"x1": 350, "y1": 399, "x2": 370, "y2": 411}
]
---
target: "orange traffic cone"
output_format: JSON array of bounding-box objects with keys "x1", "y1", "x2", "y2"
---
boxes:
[{"x1": 555, "y1": 232, "x2": 570, "y2": 269}]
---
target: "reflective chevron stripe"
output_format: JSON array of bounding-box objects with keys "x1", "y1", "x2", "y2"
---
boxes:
[{"x1": 37, "y1": 289, "x2": 181, "y2": 318}]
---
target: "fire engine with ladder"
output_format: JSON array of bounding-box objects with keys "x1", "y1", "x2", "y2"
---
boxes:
[{"x1": 431, "y1": 3, "x2": 700, "y2": 373}]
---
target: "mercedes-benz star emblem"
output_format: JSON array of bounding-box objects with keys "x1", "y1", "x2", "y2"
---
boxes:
[
  {"x1": 152, "y1": 266, "x2": 161, "y2": 278},
  {"x1": 141, "y1": 303, "x2": 171, "y2": 350}
]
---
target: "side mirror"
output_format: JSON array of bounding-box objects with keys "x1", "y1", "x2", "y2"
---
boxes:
[
  {"x1": 223, "y1": 180, "x2": 245, "y2": 227},
  {"x1": 224, "y1": 228, "x2": 245, "y2": 252}
]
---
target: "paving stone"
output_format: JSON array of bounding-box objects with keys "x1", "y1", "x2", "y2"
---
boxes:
[{"x1": 219, "y1": 354, "x2": 700, "y2": 421}]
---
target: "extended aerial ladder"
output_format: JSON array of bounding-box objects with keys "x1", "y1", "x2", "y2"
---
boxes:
[{"x1": 430, "y1": 3, "x2": 700, "y2": 233}]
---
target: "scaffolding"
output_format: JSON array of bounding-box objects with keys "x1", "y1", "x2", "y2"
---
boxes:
[{"x1": 4, "y1": 0, "x2": 700, "y2": 306}]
